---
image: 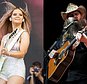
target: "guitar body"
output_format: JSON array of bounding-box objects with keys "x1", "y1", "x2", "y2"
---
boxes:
[{"x1": 48, "y1": 41, "x2": 76, "y2": 83}]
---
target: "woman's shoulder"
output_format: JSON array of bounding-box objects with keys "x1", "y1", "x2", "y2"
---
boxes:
[
  {"x1": 19, "y1": 29, "x2": 29, "y2": 42},
  {"x1": 2, "y1": 33, "x2": 10, "y2": 40},
  {"x1": 20, "y1": 29, "x2": 29, "y2": 35},
  {"x1": 20, "y1": 29, "x2": 29, "y2": 38},
  {"x1": 1, "y1": 33, "x2": 10, "y2": 43}
]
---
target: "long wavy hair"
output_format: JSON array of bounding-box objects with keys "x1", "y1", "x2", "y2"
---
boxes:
[{"x1": 0, "y1": 1, "x2": 31, "y2": 42}]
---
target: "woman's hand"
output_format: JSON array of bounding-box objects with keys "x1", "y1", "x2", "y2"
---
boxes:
[{"x1": 1, "y1": 48, "x2": 9, "y2": 56}]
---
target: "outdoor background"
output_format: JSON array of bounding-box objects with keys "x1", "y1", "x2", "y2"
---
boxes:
[{"x1": 0, "y1": 0, "x2": 43, "y2": 84}]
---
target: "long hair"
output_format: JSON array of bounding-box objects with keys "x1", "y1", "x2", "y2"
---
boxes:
[{"x1": 0, "y1": 1, "x2": 31, "y2": 41}]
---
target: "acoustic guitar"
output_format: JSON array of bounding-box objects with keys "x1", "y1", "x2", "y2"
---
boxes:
[
  {"x1": 48, "y1": 38, "x2": 76, "y2": 83},
  {"x1": 48, "y1": 27, "x2": 87, "y2": 83}
]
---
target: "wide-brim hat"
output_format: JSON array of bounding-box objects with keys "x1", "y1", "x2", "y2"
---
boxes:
[{"x1": 61, "y1": 3, "x2": 86, "y2": 20}]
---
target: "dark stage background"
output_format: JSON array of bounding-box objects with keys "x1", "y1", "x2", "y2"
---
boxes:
[
  {"x1": 44, "y1": 0, "x2": 87, "y2": 84},
  {"x1": 0, "y1": 0, "x2": 43, "y2": 84},
  {"x1": 44, "y1": 0, "x2": 87, "y2": 51}
]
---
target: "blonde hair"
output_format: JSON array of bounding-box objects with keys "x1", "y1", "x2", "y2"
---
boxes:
[{"x1": 0, "y1": 1, "x2": 31, "y2": 41}]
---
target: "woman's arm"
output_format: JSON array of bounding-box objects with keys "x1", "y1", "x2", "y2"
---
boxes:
[{"x1": 1, "y1": 32, "x2": 30, "y2": 58}]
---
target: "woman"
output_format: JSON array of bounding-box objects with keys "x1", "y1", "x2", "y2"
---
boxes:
[{"x1": 0, "y1": 1, "x2": 31, "y2": 84}]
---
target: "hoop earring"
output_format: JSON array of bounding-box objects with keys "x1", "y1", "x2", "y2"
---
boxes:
[
  {"x1": 22, "y1": 19, "x2": 24, "y2": 22},
  {"x1": 9, "y1": 17, "x2": 12, "y2": 21}
]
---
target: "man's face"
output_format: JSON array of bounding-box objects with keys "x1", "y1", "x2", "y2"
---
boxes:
[{"x1": 67, "y1": 11, "x2": 82, "y2": 21}]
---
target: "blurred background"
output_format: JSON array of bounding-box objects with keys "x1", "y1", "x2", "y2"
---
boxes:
[{"x1": 0, "y1": 0, "x2": 43, "y2": 84}]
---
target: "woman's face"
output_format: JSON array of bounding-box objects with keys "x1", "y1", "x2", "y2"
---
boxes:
[{"x1": 11, "y1": 8, "x2": 24, "y2": 24}]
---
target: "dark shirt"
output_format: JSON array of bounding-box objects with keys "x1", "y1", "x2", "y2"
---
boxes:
[
  {"x1": 54, "y1": 31, "x2": 87, "y2": 82},
  {"x1": 66, "y1": 42, "x2": 87, "y2": 81},
  {"x1": 27, "y1": 70, "x2": 44, "y2": 84},
  {"x1": 27, "y1": 74, "x2": 42, "y2": 84},
  {"x1": 33, "y1": 76, "x2": 42, "y2": 84}
]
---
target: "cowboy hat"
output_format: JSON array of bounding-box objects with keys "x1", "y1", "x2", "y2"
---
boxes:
[{"x1": 61, "y1": 3, "x2": 86, "y2": 20}]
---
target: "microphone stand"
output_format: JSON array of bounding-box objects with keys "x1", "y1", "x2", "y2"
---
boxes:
[
  {"x1": 44, "y1": 19, "x2": 78, "y2": 84},
  {"x1": 43, "y1": 50, "x2": 49, "y2": 84},
  {"x1": 44, "y1": 20, "x2": 73, "y2": 84},
  {"x1": 44, "y1": 39, "x2": 59, "y2": 84},
  {"x1": 44, "y1": 27, "x2": 71, "y2": 84}
]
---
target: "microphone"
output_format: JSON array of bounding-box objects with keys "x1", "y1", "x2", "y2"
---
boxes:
[
  {"x1": 64, "y1": 22, "x2": 74, "y2": 29},
  {"x1": 68, "y1": 17, "x2": 75, "y2": 22},
  {"x1": 64, "y1": 17, "x2": 77, "y2": 29},
  {"x1": 48, "y1": 41, "x2": 57, "y2": 53}
]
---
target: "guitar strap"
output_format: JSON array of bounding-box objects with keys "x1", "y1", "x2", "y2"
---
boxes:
[
  {"x1": 5, "y1": 29, "x2": 25, "y2": 51},
  {"x1": 0, "y1": 29, "x2": 25, "y2": 72}
]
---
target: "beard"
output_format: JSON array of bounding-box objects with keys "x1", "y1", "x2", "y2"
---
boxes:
[{"x1": 63, "y1": 18, "x2": 87, "y2": 36}]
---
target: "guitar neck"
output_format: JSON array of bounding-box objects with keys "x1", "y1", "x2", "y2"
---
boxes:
[{"x1": 65, "y1": 38, "x2": 76, "y2": 51}]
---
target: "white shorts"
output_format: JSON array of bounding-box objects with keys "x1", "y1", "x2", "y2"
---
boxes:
[{"x1": 0, "y1": 56, "x2": 25, "y2": 81}]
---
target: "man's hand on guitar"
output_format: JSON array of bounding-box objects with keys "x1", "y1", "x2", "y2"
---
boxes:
[
  {"x1": 75, "y1": 32, "x2": 82, "y2": 41},
  {"x1": 49, "y1": 49, "x2": 58, "y2": 58},
  {"x1": 76, "y1": 30, "x2": 87, "y2": 45},
  {"x1": 72, "y1": 30, "x2": 87, "y2": 49},
  {"x1": 72, "y1": 32, "x2": 82, "y2": 50}
]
